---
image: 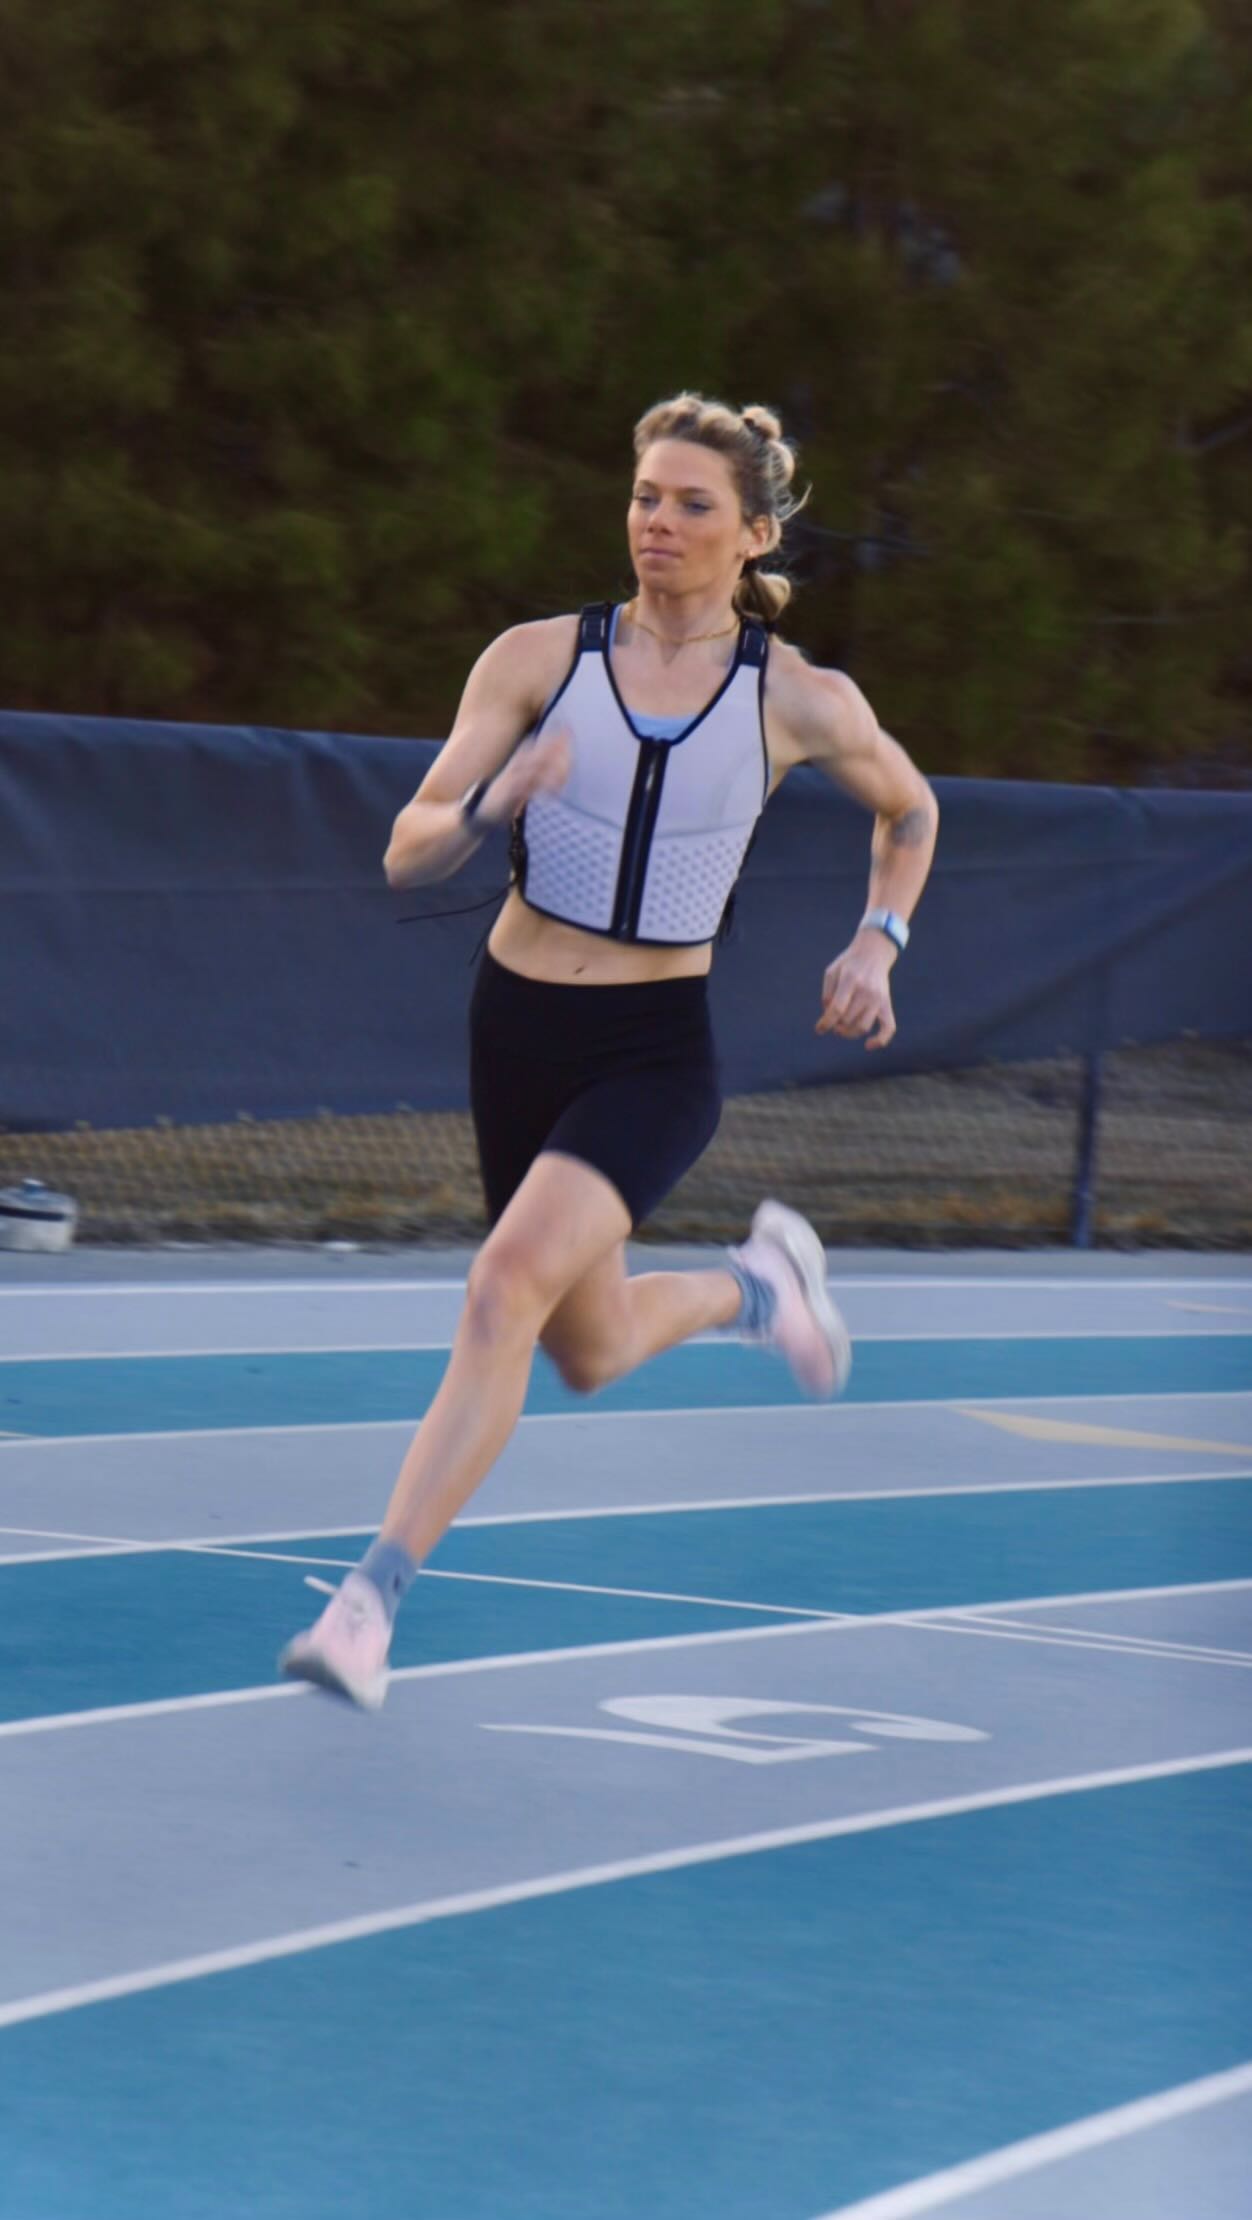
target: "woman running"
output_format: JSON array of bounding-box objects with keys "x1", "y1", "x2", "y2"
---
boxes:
[{"x1": 280, "y1": 392, "x2": 938, "y2": 1708}]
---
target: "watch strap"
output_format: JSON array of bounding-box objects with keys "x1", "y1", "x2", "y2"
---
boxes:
[
  {"x1": 861, "y1": 906, "x2": 909, "y2": 952},
  {"x1": 459, "y1": 778, "x2": 492, "y2": 827}
]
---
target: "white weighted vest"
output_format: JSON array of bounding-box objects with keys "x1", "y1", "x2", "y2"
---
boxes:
[{"x1": 514, "y1": 603, "x2": 770, "y2": 946}]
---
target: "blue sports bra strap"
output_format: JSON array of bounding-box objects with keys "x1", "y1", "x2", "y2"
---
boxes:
[
  {"x1": 578, "y1": 602, "x2": 613, "y2": 653},
  {"x1": 738, "y1": 617, "x2": 769, "y2": 669}
]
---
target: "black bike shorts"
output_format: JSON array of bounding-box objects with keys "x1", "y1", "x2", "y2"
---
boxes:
[{"x1": 468, "y1": 949, "x2": 722, "y2": 1230}]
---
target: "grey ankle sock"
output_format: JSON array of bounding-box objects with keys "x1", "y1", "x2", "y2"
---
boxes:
[
  {"x1": 725, "y1": 1256, "x2": 778, "y2": 1336},
  {"x1": 357, "y1": 1537, "x2": 419, "y2": 1626}
]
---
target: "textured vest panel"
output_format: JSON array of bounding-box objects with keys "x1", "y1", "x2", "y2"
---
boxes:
[{"x1": 518, "y1": 607, "x2": 770, "y2": 945}]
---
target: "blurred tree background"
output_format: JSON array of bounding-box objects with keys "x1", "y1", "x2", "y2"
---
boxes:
[{"x1": 1, "y1": 0, "x2": 1248, "y2": 779}]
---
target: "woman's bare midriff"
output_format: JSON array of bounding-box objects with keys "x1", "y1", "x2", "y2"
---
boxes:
[{"x1": 488, "y1": 889, "x2": 713, "y2": 985}]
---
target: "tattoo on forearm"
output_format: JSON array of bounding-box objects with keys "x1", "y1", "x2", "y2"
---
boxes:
[{"x1": 889, "y1": 807, "x2": 931, "y2": 849}]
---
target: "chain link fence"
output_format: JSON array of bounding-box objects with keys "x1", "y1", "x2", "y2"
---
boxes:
[{"x1": 3, "y1": 1040, "x2": 1248, "y2": 1250}]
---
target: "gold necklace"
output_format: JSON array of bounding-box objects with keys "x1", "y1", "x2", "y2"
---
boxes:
[{"x1": 624, "y1": 598, "x2": 738, "y2": 647}]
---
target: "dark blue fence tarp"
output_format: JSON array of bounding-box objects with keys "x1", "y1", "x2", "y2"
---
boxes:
[{"x1": 2, "y1": 710, "x2": 1250, "y2": 1131}]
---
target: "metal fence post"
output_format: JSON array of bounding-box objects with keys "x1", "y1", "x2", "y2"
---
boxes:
[{"x1": 1071, "y1": 1052, "x2": 1104, "y2": 1248}]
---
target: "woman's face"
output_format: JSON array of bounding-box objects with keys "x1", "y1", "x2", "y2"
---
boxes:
[{"x1": 628, "y1": 439, "x2": 768, "y2": 595}]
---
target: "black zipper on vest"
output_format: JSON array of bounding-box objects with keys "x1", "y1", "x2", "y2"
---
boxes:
[{"x1": 610, "y1": 739, "x2": 669, "y2": 938}]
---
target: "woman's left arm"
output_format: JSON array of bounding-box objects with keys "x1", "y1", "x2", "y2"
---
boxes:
[{"x1": 774, "y1": 659, "x2": 939, "y2": 1052}]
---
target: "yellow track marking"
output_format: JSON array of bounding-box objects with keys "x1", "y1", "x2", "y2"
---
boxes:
[{"x1": 956, "y1": 1409, "x2": 1252, "y2": 1456}]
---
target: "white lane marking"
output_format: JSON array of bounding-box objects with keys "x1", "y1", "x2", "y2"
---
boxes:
[
  {"x1": 1, "y1": 1746, "x2": 1248, "y2": 2032},
  {"x1": 3, "y1": 1579, "x2": 1251, "y2": 1743},
  {"x1": 0, "y1": 1535, "x2": 350, "y2": 1572},
  {"x1": 1, "y1": 1274, "x2": 1247, "y2": 1298},
  {"x1": 0, "y1": 1418, "x2": 423, "y2": 1451},
  {"x1": 0, "y1": 1524, "x2": 170, "y2": 1552},
  {"x1": 0, "y1": 1607, "x2": 879, "y2": 1740},
  {"x1": 3, "y1": 1461, "x2": 1249, "y2": 1567},
  {"x1": 809, "y1": 2059, "x2": 1252, "y2": 2219},
  {"x1": 961, "y1": 1612, "x2": 1252, "y2": 1665},
  {"x1": 0, "y1": 1615, "x2": 873, "y2": 1742},
  {"x1": 415, "y1": 1565, "x2": 843, "y2": 1619},
  {"x1": 910, "y1": 1618, "x2": 1252, "y2": 1672},
  {"x1": 3, "y1": 1388, "x2": 1250, "y2": 1453},
  {"x1": 454, "y1": 1465, "x2": 1252, "y2": 1519},
  {"x1": 0, "y1": 1681, "x2": 308, "y2": 1740},
  {"x1": 0, "y1": 1549, "x2": 145, "y2": 1567},
  {"x1": 0, "y1": 1280, "x2": 472, "y2": 1298},
  {"x1": 11, "y1": 1323, "x2": 1252, "y2": 1362},
  {"x1": 0, "y1": 1342, "x2": 458, "y2": 1364},
  {"x1": 163, "y1": 1542, "x2": 853, "y2": 1625},
  {"x1": 3, "y1": 1532, "x2": 842, "y2": 1624},
  {"x1": 0, "y1": 1529, "x2": 845, "y2": 1622},
  {"x1": 958, "y1": 1575, "x2": 1252, "y2": 1615}
]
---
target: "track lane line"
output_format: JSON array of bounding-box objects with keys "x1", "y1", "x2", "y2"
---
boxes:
[
  {"x1": 956, "y1": 1611, "x2": 1252, "y2": 1664},
  {"x1": 810, "y1": 2059, "x2": 1252, "y2": 2218},
  {"x1": 3, "y1": 1579, "x2": 1250, "y2": 1742},
  {"x1": 2, "y1": 1274, "x2": 1247, "y2": 1297},
  {"x1": 161, "y1": 1543, "x2": 856, "y2": 1624},
  {"x1": 12, "y1": 1321, "x2": 1252, "y2": 1361},
  {"x1": 3, "y1": 1461, "x2": 1250, "y2": 1563},
  {"x1": 908, "y1": 1618, "x2": 1252, "y2": 1671},
  {"x1": 1, "y1": 1745, "x2": 1248, "y2": 2032},
  {"x1": 3, "y1": 1387, "x2": 1250, "y2": 1451}
]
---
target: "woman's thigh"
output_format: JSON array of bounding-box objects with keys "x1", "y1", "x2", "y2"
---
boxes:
[
  {"x1": 467, "y1": 952, "x2": 719, "y2": 1232},
  {"x1": 547, "y1": 1063, "x2": 721, "y2": 1230},
  {"x1": 474, "y1": 1149, "x2": 632, "y2": 1325},
  {"x1": 469, "y1": 1033, "x2": 567, "y2": 1232}
]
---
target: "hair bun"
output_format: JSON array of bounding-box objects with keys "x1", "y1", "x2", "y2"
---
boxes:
[
  {"x1": 740, "y1": 405, "x2": 783, "y2": 445},
  {"x1": 741, "y1": 405, "x2": 796, "y2": 489}
]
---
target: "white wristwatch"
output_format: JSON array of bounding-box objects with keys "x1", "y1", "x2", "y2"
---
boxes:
[{"x1": 860, "y1": 907, "x2": 910, "y2": 953}]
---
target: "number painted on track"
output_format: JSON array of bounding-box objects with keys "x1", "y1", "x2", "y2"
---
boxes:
[{"x1": 482, "y1": 1693, "x2": 989, "y2": 1764}]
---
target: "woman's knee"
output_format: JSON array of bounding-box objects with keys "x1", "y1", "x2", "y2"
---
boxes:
[{"x1": 463, "y1": 1239, "x2": 553, "y2": 1348}]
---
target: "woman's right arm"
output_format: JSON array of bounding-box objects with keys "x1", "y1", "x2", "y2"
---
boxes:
[{"x1": 383, "y1": 618, "x2": 574, "y2": 888}]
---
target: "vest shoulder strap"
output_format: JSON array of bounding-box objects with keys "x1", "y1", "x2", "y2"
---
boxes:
[
  {"x1": 738, "y1": 618, "x2": 769, "y2": 669},
  {"x1": 578, "y1": 603, "x2": 614, "y2": 652},
  {"x1": 579, "y1": 602, "x2": 768, "y2": 666}
]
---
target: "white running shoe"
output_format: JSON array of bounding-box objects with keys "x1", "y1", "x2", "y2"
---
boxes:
[
  {"x1": 279, "y1": 1571, "x2": 392, "y2": 1711},
  {"x1": 730, "y1": 1199, "x2": 852, "y2": 1400}
]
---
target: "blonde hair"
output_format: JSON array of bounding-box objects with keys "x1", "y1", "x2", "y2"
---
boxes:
[{"x1": 632, "y1": 391, "x2": 808, "y2": 625}]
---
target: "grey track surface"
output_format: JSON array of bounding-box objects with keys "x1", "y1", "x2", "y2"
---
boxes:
[
  {"x1": 817, "y1": 2084, "x2": 1252, "y2": 2220},
  {"x1": 6, "y1": 1281, "x2": 1252, "y2": 1358},
  {"x1": 2, "y1": 1602, "x2": 1248, "y2": 2011},
  {"x1": 3, "y1": 1242, "x2": 1251, "y2": 1287},
  {"x1": 2, "y1": 1390, "x2": 1249, "y2": 1560},
  {"x1": 3, "y1": 1246, "x2": 1249, "y2": 2218}
]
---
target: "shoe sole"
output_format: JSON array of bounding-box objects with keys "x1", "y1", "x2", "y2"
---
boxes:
[
  {"x1": 279, "y1": 1643, "x2": 387, "y2": 1713},
  {"x1": 751, "y1": 1200, "x2": 852, "y2": 1397}
]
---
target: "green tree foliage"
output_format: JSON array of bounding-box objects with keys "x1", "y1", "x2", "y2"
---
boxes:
[
  {"x1": 0, "y1": 0, "x2": 1247, "y2": 775},
  {"x1": 782, "y1": 0, "x2": 1252, "y2": 779}
]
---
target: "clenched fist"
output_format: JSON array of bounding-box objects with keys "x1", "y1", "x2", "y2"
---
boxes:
[
  {"x1": 816, "y1": 929, "x2": 898, "y2": 1051},
  {"x1": 480, "y1": 729, "x2": 572, "y2": 826}
]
